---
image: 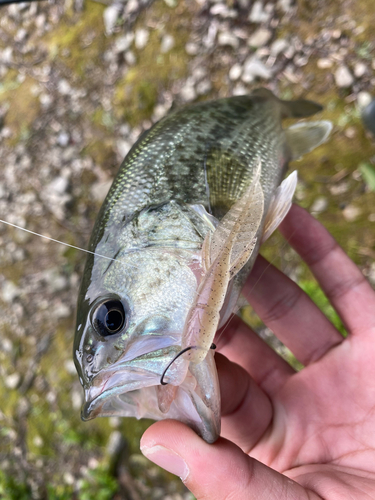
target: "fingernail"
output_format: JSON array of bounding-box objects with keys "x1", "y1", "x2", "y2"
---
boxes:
[{"x1": 141, "y1": 445, "x2": 189, "y2": 481}]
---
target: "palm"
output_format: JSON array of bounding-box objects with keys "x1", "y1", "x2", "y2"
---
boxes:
[
  {"x1": 262, "y1": 341, "x2": 375, "y2": 469},
  {"x1": 142, "y1": 204, "x2": 375, "y2": 499}
]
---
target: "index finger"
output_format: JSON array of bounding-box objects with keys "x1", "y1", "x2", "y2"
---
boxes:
[{"x1": 279, "y1": 204, "x2": 375, "y2": 336}]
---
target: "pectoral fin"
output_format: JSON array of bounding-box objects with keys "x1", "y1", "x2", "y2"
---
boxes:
[
  {"x1": 261, "y1": 170, "x2": 298, "y2": 244},
  {"x1": 285, "y1": 120, "x2": 333, "y2": 160}
]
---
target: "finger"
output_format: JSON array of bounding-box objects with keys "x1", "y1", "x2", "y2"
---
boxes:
[
  {"x1": 141, "y1": 420, "x2": 321, "y2": 500},
  {"x1": 216, "y1": 315, "x2": 295, "y2": 395},
  {"x1": 216, "y1": 353, "x2": 272, "y2": 452},
  {"x1": 243, "y1": 255, "x2": 343, "y2": 365},
  {"x1": 279, "y1": 204, "x2": 375, "y2": 336}
]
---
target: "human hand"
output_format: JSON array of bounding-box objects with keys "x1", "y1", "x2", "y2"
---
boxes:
[{"x1": 140, "y1": 203, "x2": 375, "y2": 499}]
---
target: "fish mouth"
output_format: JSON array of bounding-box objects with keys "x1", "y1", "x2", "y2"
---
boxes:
[
  {"x1": 81, "y1": 367, "x2": 162, "y2": 421},
  {"x1": 81, "y1": 355, "x2": 190, "y2": 421}
]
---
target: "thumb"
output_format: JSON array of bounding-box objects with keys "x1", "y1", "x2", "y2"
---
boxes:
[{"x1": 141, "y1": 420, "x2": 319, "y2": 500}]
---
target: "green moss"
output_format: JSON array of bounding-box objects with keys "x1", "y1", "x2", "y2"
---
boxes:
[
  {"x1": 42, "y1": 0, "x2": 108, "y2": 79},
  {"x1": 113, "y1": 0, "x2": 195, "y2": 126},
  {"x1": 0, "y1": 471, "x2": 31, "y2": 500},
  {"x1": 0, "y1": 74, "x2": 40, "y2": 143},
  {"x1": 78, "y1": 465, "x2": 118, "y2": 500},
  {"x1": 46, "y1": 484, "x2": 74, "y2": 500}
]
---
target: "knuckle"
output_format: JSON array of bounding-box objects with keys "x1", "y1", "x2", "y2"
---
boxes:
[
  {"x1": 260, "y1": 285, "x2": 303, "y2": 325},
  {"x1": 325, "y1": 273, "x2": 367, "y2": 301}
]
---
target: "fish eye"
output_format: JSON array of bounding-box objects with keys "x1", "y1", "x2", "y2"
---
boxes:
[{"x1": 93, "y1": 300, "x2": 125, "y2": 337}]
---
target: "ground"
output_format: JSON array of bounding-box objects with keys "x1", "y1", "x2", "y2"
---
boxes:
[{"x1": 0, "y1": 0, "x2": 374, "y2": 498}]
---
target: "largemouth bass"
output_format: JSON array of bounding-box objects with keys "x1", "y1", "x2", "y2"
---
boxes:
[{"x1": 73, "y1": 89, "x2": 331, "y2": 443}]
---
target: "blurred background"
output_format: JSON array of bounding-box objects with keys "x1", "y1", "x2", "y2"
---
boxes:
[{"x1": 0, "y1": 0, "x2": 374, "y2": 498}]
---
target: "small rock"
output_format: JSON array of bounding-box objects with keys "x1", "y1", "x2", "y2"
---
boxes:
[
  {"x1": 5, "y1": 373, "x2": 21, "y2": 390},
  {"x1": 15, "y1": 28, "x2": 27, "y2": 42},
  {"x1": 106, "y1": 430, "x2": 123, "y2": 457},
  {"x1": 57, "y1": 131, "x2": 69, "y2": 147},
  {"x1": 63, "y1": 472, "x2": 75, "y2": 485},
  {"x1": 2, "y1": 338, "x2": 13, "y2": 352},
  {"x1": 249, "y1": 1, "x2": 270, "y2": 23},
  {"x1": 334, "y1": 65, "x2": 354, "y2": 88},
  {"x1": 135, "y1": 28, "x2": 149, "y2": 50},
  {"x1": 344, "y1": 126, "x2": 356, "y2": 139},
  {"x1": 117, "y1": 137, "x2": 132, "y2": 157},
  {"x1": 88, "y1": 457, "x2": 99, "y2": 469},
  {"x1": 64, "y1": 360, "x2": 77, "y2": 375},
  {"x1": 33, "y1": 436, "x2": 43, "y2": 447},
  {"x1": 210, "y1": 3, "x2": 237, "y2": 18},
  {"x1": 45, "y1": 271, "x2": 69, "y2": 292},
  {"x1": 0, "y1": 47, "x2": 12, "y2": 64},
  {"x1": 354, "y1": 61, "x2": 367, "y2": 78},
  {"x1": 180, "y1": 81, "x2": 196, "y2": 102},
  {"x1": 229, "y1": 63, "x2": 242, "y2": 81},
  {"x1": 114, "y1": 33, "x2": 134, "y2": 53},
  {"x1": 109, "y1": 417, "x2": 121, "y2": 428},
  {"x1": 57, "y1": 79, "x2": 71, "y2": 95},
  {"x1": 124, "y1": 0, "x2": 138, "y2": 14},
  {"x1": 242, "y1": 56, "x2": 272, "y2": 83},
  {"x1": 103, "y1": 4, "x2": 122, "y2": 36},
  {"x1": 310, "y1": 197, "x2": 328, "y2": 214},
  {"x1": 39, "y1": 93, "x2": 52, "y2": 108},
  {"x1": 270, "y1": 38, "x2": 289, "y2": 57},
  {"x1": 317, "y1": 58, "x2": 333, "y2": 69},
  {"x1": 329, "y1": 182, "x2": 349, "y2": 196},
  {"x1": 54, "y1": 303, "x2": 71, "y2": 318},
  {"x1": 277, "y1": 0, "x2": 293, "y2": 12},
  {"x1": 48, "y1": 176, "x2": 69, "y2": 195},
  {"x1": 218, "y1": 31, "x2": 239, "y2": 49},
  {"x1": 185, "y1": 42, "x2": 199, "y2": 55},
  {"x1": 248, "y1": 28, "x2": 272, "y2": 48},
  {"x1": 71, "y1": 389, "x2": 83, "y2": 410},
  {"x1": 91, "y1": 180, "x2": 113, "y2": 202},
  {"x1": 160, "y1": 34, "x2": 175, "y2": 53},
  {"x1": 35, "y1": 13, "x2": 46, "y2": 29},
  {"x1": 1, "y1": 281, "x2": 20, "y2": 303},
  {"x1": 357, "y1": 91, "x2": 372, "y2": 110},
  {"x1": 233, "y1": 83, "x2": 247, "y2": 96},
  {"x1": 343, "y1": 204, "x2": 361, "y2": 221},
  {"x1": 196, "y1": 80, "x2": 212, "y2": 95},
  {"x1": 125, "y1": 51, "x2": 136, "y2": 65}
]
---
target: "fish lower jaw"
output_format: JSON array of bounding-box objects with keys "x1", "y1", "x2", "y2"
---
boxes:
[{"x1": 81, "y1": 368, "x2": 178, "y2": 421}]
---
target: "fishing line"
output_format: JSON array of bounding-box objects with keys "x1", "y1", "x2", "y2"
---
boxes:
[{"x1": 0, "y1": 219, "x2": 120, "y2": 263}]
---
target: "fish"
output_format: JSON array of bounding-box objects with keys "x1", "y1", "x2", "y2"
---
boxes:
[{"x1": 73, "y1": 88, "x2": 332, "y2": 443}]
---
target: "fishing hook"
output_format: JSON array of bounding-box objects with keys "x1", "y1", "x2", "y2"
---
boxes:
[{"x1": 160, "y1": 343, "x2": 216, "y2": 386}]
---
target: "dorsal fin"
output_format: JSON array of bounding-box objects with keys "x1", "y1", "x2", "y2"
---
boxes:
[{"x1": 252, "y1": 88, "x2": 324, "y2": 118}]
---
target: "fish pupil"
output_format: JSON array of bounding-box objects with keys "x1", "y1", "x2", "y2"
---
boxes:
[
  {"x1": 93, "y1": 300, "x2": 125, "y2": 337},
  {"x1": 105, "y1": 310, "x2": 123, "y2": 332}
]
